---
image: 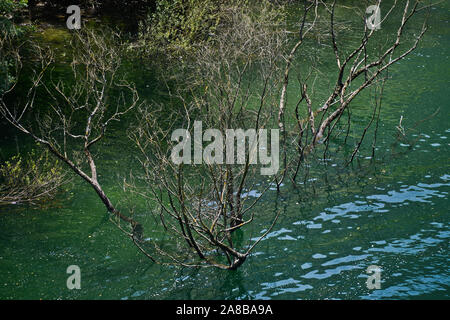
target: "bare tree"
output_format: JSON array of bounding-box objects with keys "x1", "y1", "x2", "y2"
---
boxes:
[
  {"x1": 127, "y1": 3, "x2": 286, "y2": 269},
  {"x1": 276, "y1": 0, "x2": 430, "y2": 183},
  {"x1": 0, "y1": 19, "x2": 69, "y2": 207},
  {"x1": 126, "y1": 0, "x2": 431, "y2": 269},
  {"x1": 0, "y1": 29, "x2": 142, "y2": 235}
]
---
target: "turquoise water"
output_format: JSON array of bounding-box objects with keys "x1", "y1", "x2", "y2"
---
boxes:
[{"x1": 0, "y1": 2, "x2": 449, "y2": 299}]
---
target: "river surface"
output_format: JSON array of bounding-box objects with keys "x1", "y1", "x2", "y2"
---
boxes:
[{"x1": 0, "y1": 2, "x2": 449, "y2": 299}]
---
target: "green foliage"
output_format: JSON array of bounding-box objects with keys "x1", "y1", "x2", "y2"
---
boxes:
[
  {"x1": 136, "y1": 0, "x2": 287, "y2": 60},
  {"x1": 0, "y1": 57, "x2": 16, "y2": 95},
  {"x1": 0, "y1": 0, "x2": 29, "y2": 37},
  {"x1": 0, "y1": 0, "x2": 32, "y2": 95},
  {"x1": 137, "y1": 0, "x2": 222, "y2": 56},
  {"x1": 0, "y1": 0, "x2": 27, "y2": 15},
  {"x1": 0, "y1": 146, "x2": 68, "y2": 206}
]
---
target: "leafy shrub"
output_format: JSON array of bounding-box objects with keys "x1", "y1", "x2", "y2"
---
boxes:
[
  {"x1": 0, "y1": 0, "x2": 27, "y2": 16},
  {"x1": 137, "y1": 0, "x2": 222, "y2": 56}
]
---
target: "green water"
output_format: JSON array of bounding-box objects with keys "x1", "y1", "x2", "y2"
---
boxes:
[{"x1": 0, "y1": 2, "x2": 449, "y2": 300}]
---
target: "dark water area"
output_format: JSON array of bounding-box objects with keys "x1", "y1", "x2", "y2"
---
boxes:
[{"x1": 0, "y1": 2, "x2": 449, "y2": 299}]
